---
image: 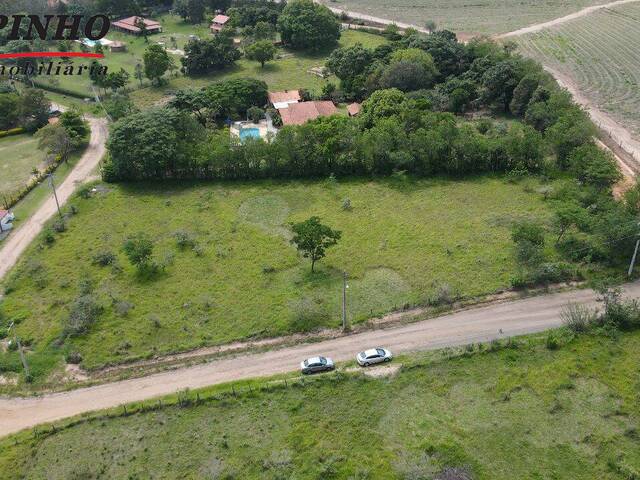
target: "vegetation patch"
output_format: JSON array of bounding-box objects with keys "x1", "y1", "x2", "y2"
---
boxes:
[
  {"x1": 1, "y1": 330, "x2": 639, "y2": 479},
  {"x1": 0, "y1": 176, "x2": 552, "y2": 383}
]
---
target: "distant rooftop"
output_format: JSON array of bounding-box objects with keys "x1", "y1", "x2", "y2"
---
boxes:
[{"x1": 112, "y1": 16, "x2": 162, "y2": 33}]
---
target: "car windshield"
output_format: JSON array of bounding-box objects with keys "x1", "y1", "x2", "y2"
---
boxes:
[
  {"x1": 376, "y1": 348, "x2": 386, "y2": 356},
  {"x1": 318, "y1": 357, "x2": 327, "y2": 364}
]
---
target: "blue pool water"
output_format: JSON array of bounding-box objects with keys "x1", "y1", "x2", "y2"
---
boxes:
[{"x1": 239, "y1": 128, "x2": 261, "y2": 140}]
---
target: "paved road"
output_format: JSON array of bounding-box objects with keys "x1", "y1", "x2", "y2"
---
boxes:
[
  {"x1": 0, "y1": 117, "x2": 108, "y2": 281},
  {"x1": 2, "y1": 282, "x2": 639, "y2": 436}
]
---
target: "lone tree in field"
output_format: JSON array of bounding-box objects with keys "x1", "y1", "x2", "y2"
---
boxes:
[
  {"x1": 143, "y1": 44, "x2": 172, "y2": 86},
  {"x1": 290, "y1": 216, "x2": 341, "y2": 273},
  {"x1": 123, "y1": 233, "x2": 154, "y2": 271},
  {"x1": 245, "y1": 40, "x2": 277, "y2": 68}
]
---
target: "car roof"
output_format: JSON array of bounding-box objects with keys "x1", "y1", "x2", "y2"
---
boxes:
[
  {"x1": 307, "y1": 356, "x2": 324, "y2": 364},
  {"x1": 364, "y1": 349, "x2": 380, "y2": 357}
]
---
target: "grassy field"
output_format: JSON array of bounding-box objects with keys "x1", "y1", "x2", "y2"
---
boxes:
[
  {"x1": 129, "y1": 27, "x2": 387, "y2": 108},
  {"x1": 0, "y1": 176, "x2": 554, "y2": 382},
  {"x1": 514, "y1": 2, "x2": 640, "y2": 136},
  {"x1": 1, "y1": 330, "x2": 638, "y2": 479},
  {"x1": 34, "y1": 14, "x2": 386, "y2": 108},
  {"x1": 318, "y1": 0, "x2": 608, "y2": 35},
  {"x1": 0, "y1": 134, "x2": 43, "y2": 200}
]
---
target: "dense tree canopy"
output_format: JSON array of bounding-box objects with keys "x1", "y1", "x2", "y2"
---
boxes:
[
  {"x1": 181, "y1": 35, "x2": 242, "y2": 75},
  {"x1": 277, "y1": 0, "x2": 340, "y2": 50}
]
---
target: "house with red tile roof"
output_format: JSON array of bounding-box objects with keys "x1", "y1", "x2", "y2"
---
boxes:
[
  {"x1": 112, "y1": 16, "x2": 162, "y2": 35},
  {"x1": 278, "y1": 101, "x2": 338, "y2": 126},
  {"x1": 210, "y1": 14, "x2": 230, "y2": 34},
  {"x1": 268, "y1": 90, "x2": 301, "y2": 109}
]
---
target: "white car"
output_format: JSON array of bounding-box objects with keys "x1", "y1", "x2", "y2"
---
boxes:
[
  {"x1": 300, "y1": 356, "x2": 335, "y2": 374},
  {"x1": 356, "y1": 347, "x2": 393, "y2": 367}
]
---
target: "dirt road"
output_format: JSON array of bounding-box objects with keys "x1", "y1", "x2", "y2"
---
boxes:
[
  {"x1": 498, "y1": 0, "x2": 640, "y2": 38},
  {"x1": 2, "y1": 282, "x2": 639, "y2": 436},
  {"x1": 0, "y1": 117, "x2": 108, "y2": 281}
]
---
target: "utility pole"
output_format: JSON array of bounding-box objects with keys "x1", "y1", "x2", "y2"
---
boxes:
[
  {"x1": 48, "y1": 173, "x2": 62, "y2": 219},
  {"x1": 342, "y1": 271, "x2": 348, "y2": 331},
  {"x1": 629, "y1": 239, "x2": 640, "y2": 278}
]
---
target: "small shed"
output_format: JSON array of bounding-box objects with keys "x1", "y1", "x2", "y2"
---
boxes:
[{"x1": 110, "y1": 41, "x2": 127, "y2": 52}]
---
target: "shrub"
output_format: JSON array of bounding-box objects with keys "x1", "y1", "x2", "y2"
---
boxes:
[
  {"x1": 52, "y1": 219, "x2": 66, "y2": 233},
  {"x1": 92, "y1": 250, "x2": 116, "y2": 266},
  {"x1": 545, "y1": 332, "x2": 560, "y2": 350},
  {"x1": 64, "y1": 294, "x2": 102, "y2": 337},
  {"x1": 42, "y1": 228, "x2": 55, "y2": 245},
  {"x1": 561, "y1": 302, "x2": 596, "y2": 333},
  {"x1": 289, "y1": 296, "x2": 330, "y2": 332},
  {"x1": 173, "y1": 230, "x2": 197, "y2": 250},
  {"x1": 114, "y1": 301, "x2": 134, "y2": 317},
  {"x1": 65, "y1": 351, "x2": 83, "y2": 364},
  {"x1": 428, "y1": 283, "x2": 455, "y2": 306}
]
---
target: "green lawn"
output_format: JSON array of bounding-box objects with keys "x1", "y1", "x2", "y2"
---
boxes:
[
  {"x1": 2, "y1": 330, "x2": 638, "y2": 479},
  {"x1": 0, "y1": 176, "x2": 555, "y2": 383},
  {"x1": 0, "y1": 134, "x2": 43, "y2": 201}
]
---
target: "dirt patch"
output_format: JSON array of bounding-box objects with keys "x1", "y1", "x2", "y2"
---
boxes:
[
  {"x1": 0, "y1": 374, "x2": 18, "y2": 386},
  {"x1": 64, "y1": 364, "x2": 89, "y2": 382}
]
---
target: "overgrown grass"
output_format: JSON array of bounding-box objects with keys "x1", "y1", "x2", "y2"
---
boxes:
[
  {"x1": 0, "y1": 134, "x2": 43, "y2": 200},
  {"x1": 0, "y1": 175, "x2": 556, "y2": 383},
  {"x1": 1, "y1": 330, "x2": 639, "y2": 479}
]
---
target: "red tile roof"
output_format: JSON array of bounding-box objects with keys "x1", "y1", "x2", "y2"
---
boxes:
[
  {"x1": 279, "y1": 101, "x2": 338, "y2": 126},
  {"x1": 112, "y1": 16, "x2": 162, "y2": 33},
  {"x1": 347, "y1": 102, "x2": 361, "y2": 116},
  {"x1": 212, "y1": 14, "x2": 230, "y2": 25},
  {"x1": 268, "y1": 90, "x2": 301, "y2": 105}
]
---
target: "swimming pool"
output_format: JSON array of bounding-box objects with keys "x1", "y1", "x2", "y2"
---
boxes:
[{"x1": 239, "y1": 128, "x2": 261, "y2": 140}]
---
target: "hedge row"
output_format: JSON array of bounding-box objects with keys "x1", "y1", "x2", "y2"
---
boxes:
[
  {"x1": 0, "y1": 128, "x2": 25, "y2": 138},
  {"x1": 1, "y1": 155, "x2": 62, "y2": 210},
  {"x1": 29, "y1": 79, "x2": 91, "y2": 100}
]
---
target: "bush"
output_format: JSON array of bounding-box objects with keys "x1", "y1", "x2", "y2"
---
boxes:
[
  {"x1": 289, "y1": 296, "x2": 330, "y2": 332},
  {"x1": 428, "y1": 283, "x2": 455, "y2": 306},
  {"x1": 65, "y1": 351, "x2": 83, "y2": 364},
  {"x1": 92, "y1": 251, "x2": 116, "y2": 266},
  {"x1": 545, "y1": 332, "x2": 560, "y2": 350},
  {"x1": 64, "y1": 294, "x2": 102, "y2": 337},
  {"x1": 173, "y1": 230, "x2": 197, "y2": 250},
  {"x1": 561, "y1": 302, "x2": 596, "y2": 333},
  {"x1": 52, "y1": 219, "x2": 66, "y2": 233}
]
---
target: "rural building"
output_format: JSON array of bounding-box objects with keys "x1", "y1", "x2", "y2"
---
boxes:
[
  {"x1": 268, "y1": 90, "x2": 301, "y2": 109},
  {"x1": 347, "y1": 102, "x2": 361, "y2": 116},
  {"x1": 210, "y1": 14, "x2": 230, "y2": 34},
  {"x1": 0, "y1": 210, "x2": 15, "y2": 233},
  {"x1": 109, "y1": 41, "x2": 127, "y2": 52},
  {"x1": 278, "y1": 101, "x2": 338, "y2": 126},
  {"x1": 112, "y1": 16, "x2": 162, "y2": 35}
]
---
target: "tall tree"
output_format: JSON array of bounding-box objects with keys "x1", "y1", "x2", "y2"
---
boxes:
[
  {"x1": 245, "y1": 40, "x2": 277, "y2": 68},
  {"x1": 278, "y1": 0, "x2": 340, "y2": 50},
  {"x1": 143, "y1": 44, "x2": 172, "y2": 86},
  {"x1": 290, "y1": 216, "x2": 342, "y2": 272}
]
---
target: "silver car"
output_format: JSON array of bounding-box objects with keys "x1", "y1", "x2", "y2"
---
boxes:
[
  {"x1": 300, "y1": 356, "x2": 335, "y2": 374},
  {"x1": 356, "y1": 347, "x2": 393, "y2": 367}
]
